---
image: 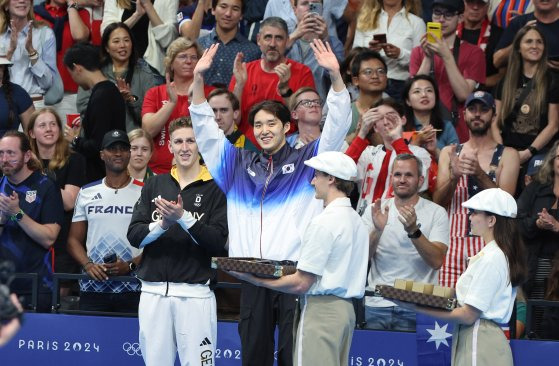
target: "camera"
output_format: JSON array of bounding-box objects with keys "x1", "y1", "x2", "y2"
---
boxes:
[{"x1": 0, "y1": 261, "x2": 21, "y2": 323}]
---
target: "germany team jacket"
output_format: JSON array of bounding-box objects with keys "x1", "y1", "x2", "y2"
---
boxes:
[{"x1": 127, "y1": 167, "x2": 228, "y2": 284}]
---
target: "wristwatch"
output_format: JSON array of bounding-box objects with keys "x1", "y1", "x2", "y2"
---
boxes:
[
  {"x1": 68, "y1": 2, "x2": 80, "y2": 10},
  {"x1": 407, "y1": 224, "x2": 422, "y2": 239},
  {"x1": 528, "y1": 146, "x2": 538, "y2": 157},
  {"x1": 128, "y1": 261, "x2": 137, "y2": 272},
  {"x1": 10, "y1": 209, "x2": 24, "y2": 222}
]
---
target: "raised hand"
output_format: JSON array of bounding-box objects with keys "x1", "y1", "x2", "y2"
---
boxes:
[
  {"x1": 397, "y1": 205, "x2": 419, "y2": 233},
  {"x1": 448, "y1": 144, "x2": 463, "y2": 180},
  {"x1": 116, "y1": 77, "x2": 133, "y2": 103},
  {"x1": 358, "y1": 107, "x2": 380, "y2": 139},
  {"x1": 165, "y1": 72, "x2": 178, "y2": 104},
  {"x1": 25, "y1": 21, "x2": 35, "y2": 55},
  {"x1": 310, "y1": 38, "x2": 339, "y2": 73},
  {"x1": 274, "y1": 62, "x2": 292, "y2": 91},
  {"x1": 232, "y1": 52, "x2": 247, "y2": 87},
  {"x1": 372, "y1": 199, "x2": 389, "y2": 231},
  {"x1": 193, "y1": 43, "x2": 219, "y2": 78}
]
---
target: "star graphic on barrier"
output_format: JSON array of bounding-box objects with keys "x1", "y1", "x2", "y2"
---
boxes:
[{"x1": 426, "y1": 321, "x2": 452, "y2": 350}]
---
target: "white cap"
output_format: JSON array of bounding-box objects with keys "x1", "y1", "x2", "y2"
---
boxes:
[
  {"x1": 462, "y1": 188, "x2": 517, "y2": 218},
  {"x1": 304, "y1": 151, "x2": 357, "y2": 181}
]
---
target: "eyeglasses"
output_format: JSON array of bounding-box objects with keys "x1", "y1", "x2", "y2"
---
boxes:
[
  {"x1": 175, "y1": 53, "x2": 199, "y2": 62},
  {"x1": 432, "y1": 8, "x2": 459, "y2": 20},
  {"x1": 294, "y1": 99, "x2": 321, "y2": 109},
  {"x1": 359, "y1": 68, "x2": 387, "y2": 77}
]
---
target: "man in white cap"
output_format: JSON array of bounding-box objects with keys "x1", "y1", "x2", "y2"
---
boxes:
[{"x1": 230, "y1": 150, "x2": 369, "y2": 366}]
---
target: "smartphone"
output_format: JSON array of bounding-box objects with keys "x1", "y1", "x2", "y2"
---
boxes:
[
  {"x1": 373, "y1": 33, "x2": 387, "y2": 44},
  {"x1": 309, "y1": 2, "x2": 323, "y2": 16},
  {"x1": 103, "y1": 253, "x2": 117, "y2": 264},
  {"x1": 426, "y1": 22, "x2": 442, "y2": 43}
]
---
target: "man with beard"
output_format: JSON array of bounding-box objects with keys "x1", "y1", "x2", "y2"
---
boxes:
[
  {"x1": 362, "y1": 153, "x2": 449, "y2": 331},
  {"x1": 0, "y1": 131, "x2": 63, "y2": 311},
  {"x1": 229, "y1": 16, "x2": 315, "y2": 147},
  {"x1": 67, "y1": 130, "x2": 143, "y2": 313},
  {"x1": 433, "y1": 91, "x2": 519, "y2": 287}
]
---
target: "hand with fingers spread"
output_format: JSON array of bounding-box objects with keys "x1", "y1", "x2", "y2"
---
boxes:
[
  {"x1": 194, "y1": 43, "x2": 219, "y2": 79},
  {"x1": 165, "y1": 72, "x2": 178, "y2": 104},
  {"x1": 310, "y1": 38, "x2": 339, "y2": 73},
  {"x1": 116, "y1": 77, "x2": 134, "y2": 103},
  {"x1": 83, "y1": 262, "x2": 109, "y2": 281},
  {"x1": 372, "y1": 199, "x2": 389, "y2": 231},
  {"x1": 232, "y1": 52, "x2": 247, "y2": 88},
  {"x1": 397, "y1": 204, "x2": 419, "y2": 233}
]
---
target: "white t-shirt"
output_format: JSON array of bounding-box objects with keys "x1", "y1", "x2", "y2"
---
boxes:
[
  {"x1": 363, "y1": 197, "x2": 449, "y2": 307},
  {"x1": 297, "y1": 197, "x2": 369, "y2": 298},
  {"x1": 455, "y1": 240, "x2": 516, "y2": 324},
  {"x1": 72, "y1": 178, "x2": 143, "y2": 292}
]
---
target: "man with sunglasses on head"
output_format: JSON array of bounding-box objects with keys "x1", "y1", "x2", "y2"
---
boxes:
[
  {"x1": 433, "y1": 91, "x2": 519, "y2": 288},
  {"x1": 410, "y1": 0, "x2": 486, "y2": 142}
]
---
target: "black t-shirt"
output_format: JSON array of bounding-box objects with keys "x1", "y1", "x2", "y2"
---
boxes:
[
  {"x1": 0, "y1": 171, "x2": 64, "y2": 292},
  {"x1": 78, "y1": 80, "x2": 126, "y2": 183},
  {"x1": 461, "y1": 25, "x2": 503, "y2": 78},
  {"x1": 42, "y1": 153, "x2": 86, "y2": 262},
  {"x1": 495, "y1": 71, "x2": 559, "y2": 150}
]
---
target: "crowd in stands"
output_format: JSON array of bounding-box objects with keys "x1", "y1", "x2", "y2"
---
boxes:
[{"x1": 2, "y1": 0, "x2": 559, "y2": 353}]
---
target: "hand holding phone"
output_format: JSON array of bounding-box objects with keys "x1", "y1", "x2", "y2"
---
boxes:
[{"x1": 373, "y1": 33, "x2": 387, "y2": 44}]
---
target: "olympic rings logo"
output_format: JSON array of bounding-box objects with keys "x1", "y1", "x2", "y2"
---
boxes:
[{"x1": 122, "y1": 342, "x2": 142, "y2": 356}]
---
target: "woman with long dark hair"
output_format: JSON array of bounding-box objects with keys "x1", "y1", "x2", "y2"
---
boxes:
[
  {"x1": 76, "y1": 22, "x2": 163, "y2": 132},
  {"x1": 492, "y1": 26, "x2": 559, "y2": 165},
  {"x1": 517, "y1": 140, "x2": 559, "y2": 336},
  {"x1": 400, "y1": 188, "x2": 526, "y2": 364},
  {"x1": 0, "y1": 56, "x2": 34, "y2": 135},
  {"x1": 26, "y1": 107, "x2": 85, "y2": 296},
  {"x1": 402, "y1": 75, "x2": 458, "y2": 159}
]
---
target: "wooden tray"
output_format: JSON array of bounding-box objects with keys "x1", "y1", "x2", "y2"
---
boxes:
[
  {"x1": 211, "y1": 257, "x2": 296, "y2": 278},
  {"x1": 375, "y1": 284, "x2": 457, "y2": 311}
]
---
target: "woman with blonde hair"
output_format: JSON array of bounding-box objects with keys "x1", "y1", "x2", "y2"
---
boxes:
[
  {"x1": 142, "y1": 37, "x2": 212, "y2": 174},
  {"x1": 352, "y1": 0, "x2": 424, "y2": 99},
  {"x1": 0, "y1": 0, "x2": 57, "y2": 105},
  {"x1": 492, "y1": 26, "x2": 559, "y2": 166},
  {"x1": 26, "y1": 107, "x2": 86, "y2": 294},
  {"x1": 127, "y1": 128, "x2": 154, "y2": 181}
]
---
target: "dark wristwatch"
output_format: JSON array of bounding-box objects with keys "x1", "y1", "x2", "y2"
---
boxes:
[
  {"x1": 10, "y1": 209, "x2": 24, "y2": 222},
  {"x1": 407, "y1": 224, "x2": 422, "y2": 239},
  {"x1": 279, "y1": 88, "x2": 293, "y2": 98},
  {"x1": 128, "y1": 261, "x2": 137, "y2": 272},
  {"x1": 528, "y1": 146, "x2": 538, "y2": 156}
]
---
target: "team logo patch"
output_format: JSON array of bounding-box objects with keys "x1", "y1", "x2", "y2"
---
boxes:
[
  {"x1": 473, "y1": 91, "x2": 485, "y2": 98},
  {"x1": 25, "y1": 190, "x2": 37, "y2": 203},
  {"x1": 194, "y1": 194, "x2": 203, "y2": 207},
  {"x1": 177, "y1": 12, "x2": 183, "y2": 22},
  {"x1": 282, "y1": 163, "x2": 295, "y2": 174}
]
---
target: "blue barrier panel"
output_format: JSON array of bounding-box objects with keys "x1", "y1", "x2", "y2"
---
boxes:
[{"x1": 0, "y1": 313, "x2": 557, "y2": 365}]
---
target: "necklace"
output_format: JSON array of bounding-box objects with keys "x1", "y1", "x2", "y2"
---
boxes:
[{"x1": 105, "y1": 175, "x2": 131, "y2": 194}]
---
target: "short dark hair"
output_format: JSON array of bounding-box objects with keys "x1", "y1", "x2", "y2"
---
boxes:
[
  {"x1": 169, "y1": 116, "x2": 193, "y2": 136},
  {"x1": 212, "y1": 0, "x2": 245, "y2": 13},
  {"x1": 208, "y1": 88, "x2": 240, "y2": 111},
  {"x1": 2, "y1": 130, "x2": 42, "y2": 171},
  {"x1": 63, "y1": 43, "x2": 102, "y2": 71},
  {"x1": 260, "y1": 17, "x2": 289, "y2": 36},
  {"x1": 393, "y1": 153, "x2": 423, "y2": 177},
  {"x1": 248, "y1": 100, "x2": 291, "y2": 126},
  {"x1": 372, "y1": 97, "x2": 405, "y2": 117},
  {"x1": 351, "y1": 49, "x2": 387, "y2": 78}
]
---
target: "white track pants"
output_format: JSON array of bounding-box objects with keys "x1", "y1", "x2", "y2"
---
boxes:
[{"x1": 138, "y1": 291, "x2": 217, "y2": 366}]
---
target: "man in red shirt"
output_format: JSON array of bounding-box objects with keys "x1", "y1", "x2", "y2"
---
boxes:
[
  {"x1": 229, "y1": 16, "x2": 315, "y2": 146},
  {"x1": 34, "y1": 0, "x2": 90, "y2": 117},
  {"x1": 409, "y1": 0, "x2": 486, "y2": 142}
]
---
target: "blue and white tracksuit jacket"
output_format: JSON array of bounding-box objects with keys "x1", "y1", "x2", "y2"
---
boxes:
[{"x1": 189, "y1": 87, "x2": 352, "y2": 261}]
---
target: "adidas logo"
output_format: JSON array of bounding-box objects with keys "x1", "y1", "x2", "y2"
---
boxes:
[
  {"x1": 92, "y1": 193, "x2": 102, "y2": 201},
  {"x1": 199, "y1": 337, "x2": 211, "y2": 347}
]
